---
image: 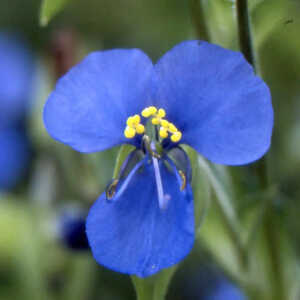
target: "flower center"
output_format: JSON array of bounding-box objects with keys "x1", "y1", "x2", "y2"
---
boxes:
[{"x1": 124, "y1": 106, "x2": 182, "y2": 143}]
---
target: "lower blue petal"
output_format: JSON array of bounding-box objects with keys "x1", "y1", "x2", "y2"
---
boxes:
[{"x1": 86, "y1": 160, "x2": 194, "y2": 277}]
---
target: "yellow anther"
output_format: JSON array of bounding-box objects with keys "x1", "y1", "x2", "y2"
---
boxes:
[
  {"x1": 168, "y1": 123, "x2": 177, "y2": 133},
  {"x1": 158, "y1": 108, "x2": 166, "y2": 118},
  {"x1": 149, "y1": 106, "x2": 157, "y2": 115},
  {"x1": 178, "y1": 170, "x2": 186, "y2": 191},
  {"x1": 124, "y1": 126, "x2": 136, "y2": 138},
  {"x1": 125, "y1": 113, "x2": 144, "y2": 138},
  {"x1": 106, "y1": 179, "x2": 119, "y2": 199},
  {"x1": 126, "y1": 116, "x2": 135, "y2": 127},
  {"x1": 141, "y1": 108, "x2": 151, "y2": 118},
  {"x1": 132, "y1": 114, "x2": 141, "y2": 125},
  {"x1": 152, "y1": 117, "x2": 160, "y2": 125},
  {"x1": 159, "y1": 127, "x2": 168, "y2": 139},
  {"x1": 170, "y1": 131, "x2": 182, "y2": 143},
  {"x1": 126, "y1": 106, "x2": 182, "y2": 143},
  {"x1": 160, "y1": 119, "x2": 169, "y2": 128},
  {"x1": 136, "y1": 124, "x2": 145, "y2": 134}
]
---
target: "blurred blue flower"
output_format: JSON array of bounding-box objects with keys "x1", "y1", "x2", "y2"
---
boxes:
[
  {"x1": 0, "y1": 32, "x2": 34, "y2": 191},
  {"x1": 44, "y1": 40, "x2": 273, "y2": 277},
  {"x1": 60, "y1": 210, "x2": 89, "y2": 251},
  {"x1": 175, "y1": 265, "x2": 246, "y2": 300},
  {"x1": 0, "y1": 32, "x2": 34, "y2": 128},
  {"x1": 0, "y1": 129, "x2": 30, "y2": 190},
  {"x1": 206, "y1": 280, "x2": 246, "y2": 300}
]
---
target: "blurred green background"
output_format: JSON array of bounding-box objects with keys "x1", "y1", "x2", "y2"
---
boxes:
[{"x1": 0, "y1": 0, "x2": 300, "y2": 299}]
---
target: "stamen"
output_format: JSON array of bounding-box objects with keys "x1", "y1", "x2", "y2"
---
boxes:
[
  {"x1": 157, "y1": 108, "x2": 166, "y2": 118},
  {"x1": 178, "y1": 170, "x2": 187, "y2": 191},
  {"x1": 132, "y1": 114, "x2": 141, "y2": 124},
  {"x1": 165, "y1": 157, "x2": 188, "y2": 193},
  {"x1": 136, "y1": 124, "x2": 145, "y2": 134},
  {"x1": 124, "y1": 113, "x2": 144, "y2": 138},
  {"x1": 160, "y1": 119, "x2": 169, "y2": 128},
  {"x1": 124, "y1": 106, "x2": 182, "y2": 143},
  {"x1": 170, "y1": 131, "x2": 182, "y2": 143},
  {"x1": 167, "y1": 146, "x2": 192, "y2": 182},
  {"x1": 124, "y1": 126, "x2": 136, "y2": 138},
  {"x1": 168, "y1": 123, "x2": 177, "y2": 133},
  {"x1": 148, "y1": 106, "x2": 157, "y2": 115},
  {"x1": 106, "y1": 179, "x2": 119, "y2": 199},
  {"x1": 143, "y1": 135, "x2": 161, "y2": 159},
  {"x1": 126, "y1": 116, "x2": 135, "y2": 127},
  {"x1": 152, "y1": 155, "x2": 169, "y2": 210},
  {"x1": 159, "y1": 127, "x2": 168, "y2": 139},
  {"x1": 111, "y1": 157, "x2": 147, "y2": 201},
  {"x1": 151, "y1": 117, "x2": 160, "y2": 125}
]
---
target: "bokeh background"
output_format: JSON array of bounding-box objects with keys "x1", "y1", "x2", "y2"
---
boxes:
[{"x1": 0, "y1": 0, "x2": 300, "y2": 299}]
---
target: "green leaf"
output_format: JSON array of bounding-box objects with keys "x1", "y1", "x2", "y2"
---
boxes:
[
  {"x1": 196, "y1": 155, "x2": 248, "y2": 274},
  {"x1": 183, "y1": 146, "x2": 211, "y2": 231},
  {"x1": 40, "y1": 0, "x2": 72, "y2": 26},
  {"x1": 112, "y1": 144, "x2": 135, "y2": 179},
  {"x1": 131, "y1": 266, "x2": 177, "y2": 300}
]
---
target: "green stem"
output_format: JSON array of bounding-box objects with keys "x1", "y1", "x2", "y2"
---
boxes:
[
  {"x1": 131, "y1": 266, "x2": 177, "y2": 300},
  {"x1": 189, "y1": 0, "x2": 210, "y2": 40},
  {"x1": 236, "y1": 1, "x2": 284, "y2": 299},
  {"x1": 197, "y1": 157, "x2": 248, "y2": 270},
  {"x1": 236, "y1": 0, "x2": 267, "y2": 187},
  {"x1": 62, "y1": 256, "x2": 96, "y2": 300},
  {"x1": 263, "y1": 211, "x2": 284, "y2": 300},
  {"x1": 236, "y1": 0, "x2": 256, "y2": 67}
]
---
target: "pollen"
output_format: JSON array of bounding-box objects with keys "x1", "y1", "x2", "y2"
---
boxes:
[
  {"x1": 124, "y1": 126, "x2": 136, "y2": 138},
  {"x1": 149, "y1": 106, "x2": 157, "y2": 115},
  {"x1": 136, "y1": 124, "x2": 145, "y2": 134},
  {"x1": 142, "y1": 106, "x2": 157, "y2": 118},
  {"x1": 141, "y1": 108, "x2": 150, "y2": 118},
  {"x1": 160, "y1": 119, "x2": 169, "y2": 128},
  {"x1": 126, "y1": 116, "x2": 135, "y2": 127},
  {"x1": 132, "y1": 114, "x2": 141, "y2": 124},
  {"x1": 124, "y1": 106, "x2": 182, "y2": 143},
  {"x1": 159, "y1": 127, "x2": 168, "y2": 139},
  {"x1": 152, "y1": 117, "x2": 160, "y2": 125},
  {"x1": 124, "y1": 113, "x2": 144, "y2": 139},
  {"x1": 158, "y1": 108, "x2": 166, "y2": 118},
  {"x1": 168, "y1": 123, "x2": 177, "y2": 133},
  {"x1": 170, "y1": 131, "x2": 182, "y2": 143}
]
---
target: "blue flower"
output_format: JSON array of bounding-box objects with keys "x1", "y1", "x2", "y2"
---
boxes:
[
  {"x1": 0, "y1": 128, "x2": 30, "y2": 190},
  {"x1": 0, "y1": 32, "x2": 34, "y2": 128},
  {"x1": 60, "y1": 210, "x2": 89, "y2": 251},
  {"x1": 176, "y1": 265, "x2": 246, "y2": 300},
  {"x1": 43, "y1": 40, "x2": 273, "y2": 277},
  {"x1": 0, "y1": 33, "x2": 34, "y2": 191},
  {"x1": 206, "y1": 280, "x2": 246, "y2": 300}
]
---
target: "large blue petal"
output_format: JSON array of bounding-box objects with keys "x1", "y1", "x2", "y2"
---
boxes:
[
  {"x1": 86, "y1": 160, "x2": 194, "y2": 277},
  {"x1": 44, "y1": 49, "x2": 155, "y2": 152},
  {"x1": 155, "y1": 40, "x2": 273, "y2": 165}
]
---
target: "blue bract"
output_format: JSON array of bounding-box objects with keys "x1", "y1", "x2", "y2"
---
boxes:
[{"x1": 44, "y1": 40, "x2": 273, "y2": 277}]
